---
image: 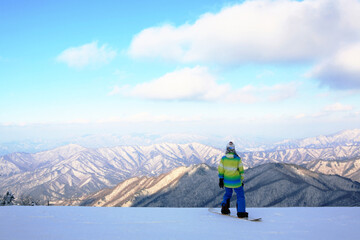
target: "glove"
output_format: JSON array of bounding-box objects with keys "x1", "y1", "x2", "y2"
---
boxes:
[{"x1": 219, "y1": 178, "x2": 224, "y2": 189}]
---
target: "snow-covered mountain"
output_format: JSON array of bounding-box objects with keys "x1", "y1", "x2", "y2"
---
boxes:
[
  {"x1": 75, "y1": 163, "x2": 360, "y2": 208},
  {"x1": 0, "y1": 133, "x2": 254, "y2": 155},
  {"x1": 305, "y1": 157, "x2": 360, "y2": 182},
  {"x1": 242, "y1": 145, "x2": 360, "y2": 167},
  {"x1": 245, "y1": 163, "x2": 360, "y2": 207},
  {"x1": 2, "y1": 140, "x2": 360, "y2": 179},
  {"x1": 0, "y1": 143, "x2": 223, "y2": 201},
  {"x1": 0, "y1": 144, "x2": 87, "y2": 176},
  {"x1": 1, "y1": 129, "x2": 360, "y2": 202},
  {"x1": 2, "y1": 129, "x2": 359, "y2": 156},
  {"x1": 73, "y1": 164, "x2": 219, "y2": 207},
  {"x1": 273, "y1": 129, "x2": 360, "y2": 150}
]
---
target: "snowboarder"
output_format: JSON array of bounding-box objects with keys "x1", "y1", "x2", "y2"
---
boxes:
[{"x1": 218, "y1": 141, "x2": 248, "y2": 218}]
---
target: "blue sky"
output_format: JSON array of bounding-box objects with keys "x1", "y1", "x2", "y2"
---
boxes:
[{"x1": 1, "y1": 0, "x2": 360, "y2": 143}]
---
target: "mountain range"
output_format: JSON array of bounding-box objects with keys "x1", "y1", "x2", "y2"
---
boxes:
[
  {"x1": 0, "y1": 143, "x2": 222, "y2": 201},
  {"x1": 75, "y1": 163, "x2": 360, "y2": 208},
  {"x1": 243, "y1": 145, "x2": 360, "y2": 168},
  {"x1": 305, "y1": 157, "x2": 360, "y2": 182},
  {"x1": 1, "y1": 129, "x2": 360, "y2": 203},
  {"x1": 272, "y1": 129, "x2": 360, "y2": 150},
  {"x1": 1, "y1": 129, "x2": 360, "y2": 156}
]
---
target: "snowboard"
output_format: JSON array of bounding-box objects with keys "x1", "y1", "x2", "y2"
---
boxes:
[{"x1": 208, "y1": 208, "x2": 262, "y2": 222}]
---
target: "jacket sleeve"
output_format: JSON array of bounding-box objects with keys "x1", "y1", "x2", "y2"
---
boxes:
[
  {"x1": 238, "y1": 158, "x2": 244, "y2": 181},
  {"x1": 218, "y1": 158, "x2": 224, "y2": 179}
]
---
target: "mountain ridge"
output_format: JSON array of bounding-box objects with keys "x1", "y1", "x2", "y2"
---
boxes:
[
  {"x1": 273, "y1": 129, "x2": 360, "y2": 150},
  {"x1": 305, "y1": 157, "x2": 360, "y2": 182},
  {"x1": 75, "y1": 163, "x2": 360, "y2": 208},
  {"x1": 0, "y1": 143, "x2": 223, "y2": 201},
  {"x1": 1, "y1": 128, "x2": 360, "y2": 156},
  {"x1": 1, "y1": 129, "x2": 360, "y2": 201}
]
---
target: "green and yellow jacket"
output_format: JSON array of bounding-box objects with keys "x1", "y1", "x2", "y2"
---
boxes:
[{"x1": 218, "y1": 153, "x2": 244, "y2": 188}]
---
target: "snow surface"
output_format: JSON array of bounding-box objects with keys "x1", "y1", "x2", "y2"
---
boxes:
[{"x1": 1, "y1": 206, "x2": 359, "y2": 240}]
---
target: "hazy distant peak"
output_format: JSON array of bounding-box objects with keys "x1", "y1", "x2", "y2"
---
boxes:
[
  {"x1": 273, "y1": 128, "x2": 360, "y2": 150},
  {"x1": 48, "y1": 144, "x2": 87, "y2": 154}
]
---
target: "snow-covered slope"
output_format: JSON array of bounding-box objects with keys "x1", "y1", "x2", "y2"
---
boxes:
[
  {"x1": 305, "y1": 157, "x2": 360, "y2": 182},
  {"x1": 75, "y1": 164, "x2": 218, "y2": 207},
  {"x1": 245, "y1": 163, "x2": 360, "y2": 207},
  {"x1": 77, "y1": 163, "x2": 360, "y2": 208},
  {"x1": 1, "y1": 206, "x2": 359, "y2": 240},
  {"x1": 0, "y1": 143, "x2": 223, "y2": 201}
]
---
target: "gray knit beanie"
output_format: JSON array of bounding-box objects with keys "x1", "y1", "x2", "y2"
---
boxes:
[{"x1": 226, "y1": 141, "x2": 235, "y2": 154}]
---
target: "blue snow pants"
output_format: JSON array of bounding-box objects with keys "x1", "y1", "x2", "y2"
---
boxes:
[{"x1": 221, "y1": 186, "x2": 246, "y2": 213}]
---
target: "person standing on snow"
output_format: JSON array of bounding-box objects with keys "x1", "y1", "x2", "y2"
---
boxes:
[{"x1": 218, "y1": 141, "x2": 248, "y2": 218}]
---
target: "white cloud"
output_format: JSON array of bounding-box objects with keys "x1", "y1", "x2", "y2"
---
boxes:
[
  {"x1": 129, "y1": 0, "x2": 360, "y2": 64},
  {"x1": 1, "y1": 113, "x2": 202, "y2": 127},
  {"x1": 129, "y1": 0, "x2": 360, "y2": 90},
  {"x1": 227, "y1": 82, "x2": 299, "y2": 103},
  {"x1": 112, "y1": 66, "x2": 298, "y2": 103},
  {"x1": 128, "y1": 66, "x2": 230, "y2": 101},
  {"x1": 294, "y1": 113, "x2": 306, "y2": 119},
  {"x1": 96, "y1": 112, "x2": 202, "y2": 124},
  {"x1": 309, "y1": 42, "x2": 360, "y2": 89},
  {"x1": 57, "y1": 41, "x2": 116, "y2": 69},
  {"x1": 324, "y1": 103, "x2": 353, "y2": 112},
  {"x1": 296, "y1": 102, "x2": 354, "y2": 119},
  {"x1": 267, "y1": 83, "x2": 299, "y2": 102}
]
